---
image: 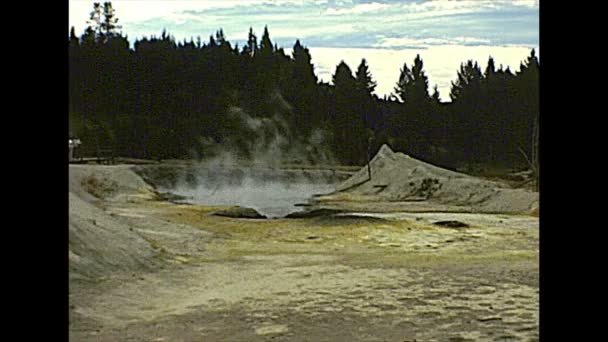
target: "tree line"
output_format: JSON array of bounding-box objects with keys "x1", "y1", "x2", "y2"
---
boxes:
[{"x1": 69, "y1": 2, "x2": 538, "y2": 171}]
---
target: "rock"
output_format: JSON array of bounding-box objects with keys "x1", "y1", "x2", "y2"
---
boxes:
[
  {"x1": 254, "y1": 324, "x2": 289, "y2": 336},
  {"x1": 433, "y1": 220, "x2": 469, "y2": 228},
  {"x1": 211, "y1": 206, "x2": 267, "y2": 219},
  {"x1": 285, "y1": 208, "x2": 345, "y2": 218},
  {"x1": 477, "y1": 316, "x2": 502, "y2": 322},
  {"x1": 313, "y1": 214, "x2": 389, "y2": 226},
  {"x1": 154, "y1": 191, "x2": 188, "y2": 203}
]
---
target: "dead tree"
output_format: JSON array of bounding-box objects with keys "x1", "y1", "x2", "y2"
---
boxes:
[{"x1": 518, "y1": 114, "x2": 539, "y2": 191}]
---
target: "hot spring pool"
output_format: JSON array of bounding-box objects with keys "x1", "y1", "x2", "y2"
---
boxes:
[{"x1": 154, "y1": 166, "x2": 345, "y2": 218}]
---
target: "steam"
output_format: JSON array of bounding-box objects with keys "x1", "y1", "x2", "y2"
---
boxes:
[
  {"x1": 199, "y1": 91, "x2": 335, "y2": 168},
  {"x1": 170, "y1": 91, "x2": 341, "y2": 218},
  {"x1": 171, "y1": 170, "x2": 337, "y2": 218}
]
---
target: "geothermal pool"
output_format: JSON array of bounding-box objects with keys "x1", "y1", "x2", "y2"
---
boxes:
[{"x1": 164, "y1": 166, "x2": 345, "y2": 218}]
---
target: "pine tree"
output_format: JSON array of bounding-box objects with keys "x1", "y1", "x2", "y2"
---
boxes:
[
  {"x1": 101, "y1": 2, "x2": 121, "y2": 40},
  {"x1": 69, "y1": 26, "x2": 79, "y2": 48},
  {"x1": 431, "y1": 85, "x2": 441, "y2": 104},
  {"x1": 243, "y1": 27, "x2": 257, "y2": 56},
  {"x1": 86, "y1": 2, "x2": 103, "y2": 39},
  {"x1": 355, "y1": 58, "x2": 377, "y2": 95},
  {"x1": 394, "y1": 62, "x2": 411, "y2": 102},
  {"x1": 394, "y1": 55, "x2": 429, "y2": 104},
  {"x1": 519, "y1": 49, "x2": 539, "y2": 75},
  {"x1": 256, "y1": 26, "x2": 279, "y2": 94},
  {"x1": 85, "y1": 2, "x2": 122, "y2": 43},
  {"x1": 448, "y1": 60, "x2": 485, "y2": 162},
  {"x1": 355, "y1": 58, "x2": 377, "y2": 133},
  {"x1": 290, "y1": 39, "x2": 319, "y2": 131},
  {"x1": 392, "y1": 54, "x2": 432, "y2": 156},
  {"x1": 450, "y1": 60, "x2": 483, "y2": 102},
  {"x1": 332, "y1": 62, "x2": 356, "y2": 92},
  {"x1": 484, "y1": 56, "x2": 496, "y2": 79},
  {"x1": 259, "y1": 26, "x2": 273, "y2": 56},
  {"x1": 332, "y1": 61, "x2": 366, "y2": 164},
  {"x1": 215, "y1": 29, "x2": 226, "y2": 46}
]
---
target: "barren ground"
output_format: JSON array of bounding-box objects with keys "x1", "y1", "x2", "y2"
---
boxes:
[{"x1": 69, "y1": 164, "x2": 538, "y2": 342}]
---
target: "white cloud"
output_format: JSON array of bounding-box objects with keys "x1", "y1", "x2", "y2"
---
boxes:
[
  {"x1": 325, "y1": 2, "x2": 390, "y2": 15},
  {"x1": 270, "y1": 23, "x2": 356, "y2": 39},
  {"x1": 374, "y1": 36, "x2": 492, "y2": 48},
  {"x1": 452, "y1": 37, "x2": 492, "y2": 45},
  {"x1": 317, "y1": 0, "x2": 501, "y2": 28},
  {"x1": 512, "y1": 0, "x2": 540, "y2": 8},
  {"x1": 308, "y1": 45, "x2": 538, "y2": 101},
  {"x1": 165, "y1": 12, "x2": 208, "y2": 25},
  {"x1": 405, "y1": 0, "x2": 499, "y2": 13},
  {"x1": 69, "y1": 0, "x2": 304, "y2": 34}
]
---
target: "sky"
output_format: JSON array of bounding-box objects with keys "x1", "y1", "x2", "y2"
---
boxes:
[{"x1": 69, "y1": 0, "x2": 539, "y2": 101}]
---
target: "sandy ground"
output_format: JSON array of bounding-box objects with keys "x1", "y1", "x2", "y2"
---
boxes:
[{"x1": 69, "y1": 164, "x2": 539, "y2": 341}]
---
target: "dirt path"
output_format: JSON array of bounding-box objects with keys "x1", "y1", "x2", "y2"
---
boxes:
[{"x1": 69, "y1": 165, "x2": 538, "y2": 341}]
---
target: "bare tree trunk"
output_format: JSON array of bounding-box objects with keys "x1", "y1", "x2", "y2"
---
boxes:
[
  {"x1": 532, "y1": 114, "x2": 539, "y2": 191},
  {"x1": 367, "y1": 135, "x2": 372, "y2": 181},
  {"x1": 519, "y1": 114, "x2": 539, "y2": 192}
]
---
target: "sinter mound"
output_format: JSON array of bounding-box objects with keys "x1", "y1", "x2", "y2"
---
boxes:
[
  {"x1": 319, "y1": 145, "x2": 538, "y2": 214},
  {"x1": 69, "y1": 165, "x2": 161, "y2": 281}
]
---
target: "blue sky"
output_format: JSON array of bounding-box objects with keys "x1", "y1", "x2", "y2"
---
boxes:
[{"x1": 69, "y1": 0, "x2": 539, "y2": 101}]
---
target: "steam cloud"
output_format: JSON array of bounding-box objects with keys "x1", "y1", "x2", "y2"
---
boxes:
[
  {"x1": 199, "y1": 91, "x2": 335, "y2": 168},
  {"x1": 171, "y1": 91, "x2": 342, "y2": 218}
]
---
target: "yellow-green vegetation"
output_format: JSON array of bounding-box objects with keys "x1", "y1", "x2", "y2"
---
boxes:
[
  {"x1": 105, "y1": 185, "x2": 537, "y2": 272},
  {"x1": 315, "y1": 192, "x2": 382, "y2": 203},
  {"x1": 134, "y1": 198, "x2": 538, "y2": 270}
]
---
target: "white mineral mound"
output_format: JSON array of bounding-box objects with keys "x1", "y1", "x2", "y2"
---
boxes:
[
  {"x1": 69, "y1": 165, "x2": 160, "y2": 281},
  {"x1": 334, "y1": 145, "x2": 538, "y2": 214}
]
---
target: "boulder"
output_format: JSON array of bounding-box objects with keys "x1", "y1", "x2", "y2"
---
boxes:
[
  {"x1": 284, "y1": 208, "x2": 345, "y2": 218},
  {"x1": 433, "y1": 220, "x2": 469, "y2": 228},
  {"x1": 212, "y1": 206, "x2": 267, "y2": 219}
]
